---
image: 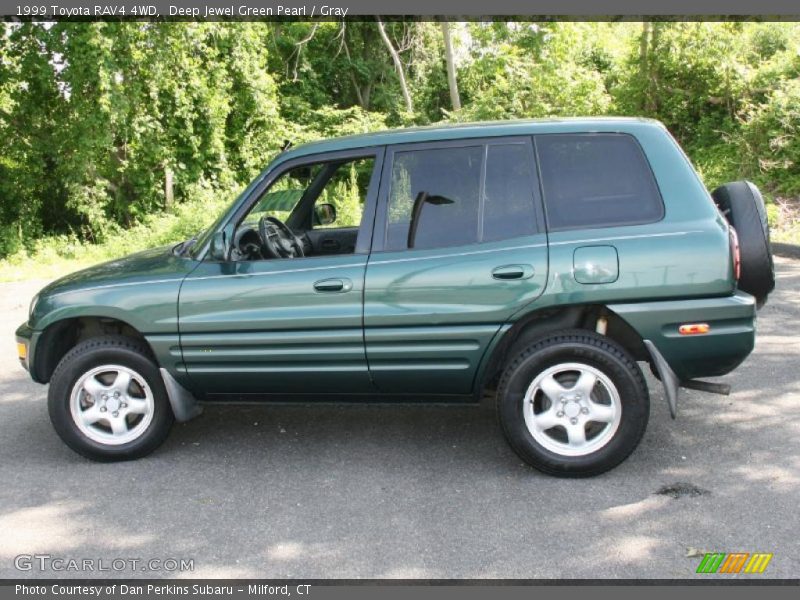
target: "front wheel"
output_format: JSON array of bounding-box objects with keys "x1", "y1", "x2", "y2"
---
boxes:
[
  {"x1": 497, "y1": 330, "x2": 649, "y2": 477},
  {"x1": 48, "y1": 336, "x2": 174, "y2": 461}
]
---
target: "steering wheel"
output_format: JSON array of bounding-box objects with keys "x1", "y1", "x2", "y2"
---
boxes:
[{"x1": 258, "y1": 215, "x2": 305, "y2": 259}]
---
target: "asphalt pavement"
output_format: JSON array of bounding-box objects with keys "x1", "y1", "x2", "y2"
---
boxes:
[{"x1": 0, "y1": 257, "x2": 798, "y2": 579}]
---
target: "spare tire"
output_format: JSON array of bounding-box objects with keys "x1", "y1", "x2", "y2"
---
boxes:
[{"x1": 711, "y1": 181, "x2": 775, "y2": 308}]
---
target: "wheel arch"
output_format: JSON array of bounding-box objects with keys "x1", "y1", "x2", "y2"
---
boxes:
[
  {"x1": 478, "y1": 304, "x2": 649, "y2": 396},
  {"x1": 32, "y1": 316, "x2": 154, "y2": 384}
]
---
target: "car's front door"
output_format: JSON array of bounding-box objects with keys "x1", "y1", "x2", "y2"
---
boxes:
[
  {"x1": 178, "y1": 149, "x2": 383, "y2": 398},
  {"x1": 364, "y1": 137, "x2": 549, "y2": 395}
]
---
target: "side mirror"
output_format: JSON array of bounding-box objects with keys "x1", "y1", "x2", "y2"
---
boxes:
[
  {"x1": 314, "y1": 203, "x2": 337, "y2": 226},
  {"x1": 208, "y1": 230, "x2": 229, "y2": 261}
]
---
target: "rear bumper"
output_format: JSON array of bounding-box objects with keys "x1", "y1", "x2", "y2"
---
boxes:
[{"x1": 609, "y1": 291, "x2": 756, "y2": 381}]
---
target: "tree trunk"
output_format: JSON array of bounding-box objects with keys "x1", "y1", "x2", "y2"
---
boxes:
[
  {"x1": 639, "y1": 22, "x2": 650, "y2": 112},
  {"x1": 440, "y1": 21, "x2": 461, "y2": 111},
  {"x1": 376, "y1": 17, "x2": 413, "y2": 113},
  {"x1": 646, "y1": 22, "x2": 660, "y2": 114},
  {"x1": 639, "y1": 23, "x2": 649, "y2": 78},
  {"x1": 342, "y1": 36, "x2": 367, "y2": 108},
  {"x1": 164, "y1": 166, "x2": 174, "y2": 209}
]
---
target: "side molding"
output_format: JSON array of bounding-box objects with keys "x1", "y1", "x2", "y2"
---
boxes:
[
  {"x1": 159, "y1": 368, "x2": 203, "y2": 422},
  {"x1": 643, "y1": 339, "x2": 680, "y2": 419}
]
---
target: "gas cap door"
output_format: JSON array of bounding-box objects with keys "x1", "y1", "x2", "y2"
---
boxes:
[{"x1": 573, "y1": 245, "x2": 619, "y2": 284}]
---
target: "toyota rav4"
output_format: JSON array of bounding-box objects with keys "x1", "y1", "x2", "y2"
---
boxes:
[{"x1": 16, "y1": 118, "x2": 775, "y2": 476}]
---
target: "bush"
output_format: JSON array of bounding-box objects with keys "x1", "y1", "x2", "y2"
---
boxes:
[
  {"x1": 0, "y1": 180, "x2": 237, "y2": 281},
  {"x1": 0, "y1": 224, "x2": 23, "y2": 258},
  {"x1": 737, "y1": 78, "x2": 800, "y2": 197}
]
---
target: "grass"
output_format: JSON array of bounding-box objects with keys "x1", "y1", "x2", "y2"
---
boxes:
[
  {"x1": 1, "y1": 189, "x2": 797, "y2": 283},
  {"x1": 767, "y1": 197, "x2": 800, "y2": 245}
]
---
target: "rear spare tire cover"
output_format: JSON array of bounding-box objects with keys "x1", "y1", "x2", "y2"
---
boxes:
[{"x1": 711, "y1": 181, "x2": 775, "y2": 307}]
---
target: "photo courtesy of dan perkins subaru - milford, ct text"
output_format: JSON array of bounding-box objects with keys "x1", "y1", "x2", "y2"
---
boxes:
[{"x1": 15, "y1": 584, "x2": 312, "y2": 596}]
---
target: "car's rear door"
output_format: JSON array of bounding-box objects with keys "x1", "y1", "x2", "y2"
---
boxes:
[{"x1": 363, "y1": 137, "x2": 549, "y2": 395}]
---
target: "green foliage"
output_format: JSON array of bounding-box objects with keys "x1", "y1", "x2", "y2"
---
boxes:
[
  {"x1": 0, "y1": 180, "x2": 234, "y2": 281},
  {"x1": 454, "y1": 22, "x2": 613, "y2": 121},
  {"x1": 614, "y1": 23, "x2": 747, "y2": 143},
  {"x1": 294, "y1": 105, "x2": 388, "y2": 140},
  {"x1": 737, "y1": 73, "x2": 800, "y2": 196},
  {"x1": 316, "y1": 159, "x2": 373, "y2": 228},
  {"x1": 3, "y1": 20, "x2": 800, "y2": 273},
  {"x1": 1, "y1": 22, "x2": 283, "y2": 246}
]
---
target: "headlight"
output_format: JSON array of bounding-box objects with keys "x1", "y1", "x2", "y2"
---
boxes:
[{"x1": 28, "y1": 293, "x2": 39, "y2": 321}]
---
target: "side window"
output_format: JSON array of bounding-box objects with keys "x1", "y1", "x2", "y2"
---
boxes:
[
  {"x1": 483, "y1": 143, "x2": 538, "y2": 242},
  {"x1": 312, "y1": 157, "x2": 374, "y2": 230},
  {"x1": 233, "y1": 155, "x2": 376, "y2": 261},
  {"x1": 386, "y1": 146, "x2": 482, "y2": 251},
  {"x1": 249, "y1": 164, "x2": 323, "y2": 223},
  {"x1": 536, "y1": 134, "x2": 664, "y2": 231}
]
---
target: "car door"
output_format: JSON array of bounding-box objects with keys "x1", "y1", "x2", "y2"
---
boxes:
[
  {"x1": 178, "y1": 148, "x2": 383, "y2": 398},
  {"x1": 364, "y1": 137, "x2": 549, "y2": 395}
]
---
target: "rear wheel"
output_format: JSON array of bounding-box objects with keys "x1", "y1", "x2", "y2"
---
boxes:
[
  {"x1": 497, "y1": 330, "x2": 649, "y2": 477},
  {"x1": 48, "y1": 336, "x2": 174, "y2": 461}
]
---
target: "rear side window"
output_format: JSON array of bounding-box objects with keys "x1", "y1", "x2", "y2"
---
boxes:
[
  {"x1": 536, "y1": 134, "x2": 663, "y2": 231},
  {"x1": 483, "y1": 144, "x2": 538, "y2": 242},
  {"x1": 385, "y1": 141, "x2": 539, "y2": 251}
]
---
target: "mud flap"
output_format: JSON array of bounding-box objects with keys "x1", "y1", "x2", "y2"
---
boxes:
[
  {"x1": 643, "y1": 339, "x2": 680, "y2": 419},
  {"x1": 160, "y1": 368, "x2": 203, "y2": 422}
]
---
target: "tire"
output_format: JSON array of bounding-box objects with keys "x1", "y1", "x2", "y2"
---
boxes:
[
  {"x1": 48, "y1": 335, "x2": 174, "y2": 461},
  {"x1": 711, "y1": 181, "x2": 775, "y2": 308},
  {"x1": 497, "y1": 330, "x2": 649, "y2": 478}
]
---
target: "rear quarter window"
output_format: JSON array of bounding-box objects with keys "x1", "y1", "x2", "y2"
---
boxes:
[{"x1": 535, "y1": 133, "x2": 664, "y2": 231}]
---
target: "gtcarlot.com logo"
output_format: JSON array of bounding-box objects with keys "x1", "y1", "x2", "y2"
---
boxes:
[
  {"x1": 14, "y1": 554, "x2": 194, "y2": 573},
  {"x1": 696, "y1": 552, "x2": 773, "y2": 574}
]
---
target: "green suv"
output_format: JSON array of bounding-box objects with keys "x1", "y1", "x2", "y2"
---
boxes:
[{"x1": 16, "y1": 118, "x2": 775, "y2": 476}]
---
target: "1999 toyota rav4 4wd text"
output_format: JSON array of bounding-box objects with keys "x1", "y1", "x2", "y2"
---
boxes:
[{"x1": 16, "y1": 118, "x2": 775, "y2": 476}]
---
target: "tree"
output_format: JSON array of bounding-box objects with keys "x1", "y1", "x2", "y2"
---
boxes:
[
  {"x1": 456, "y1": 22, "x2": 613, "y2": 121},
  {"x1": 440, "y1": 21, "x2": 461, "y2": 111},
  {"x1": 4, "y1": 20, "x2": 800, "y2": 259},
  {"x1": 376, "y1": 17, "x2": 414, "y2": 113},
  {"x1": 0, "y1": 23, "x2": 70, "y2": 241}
]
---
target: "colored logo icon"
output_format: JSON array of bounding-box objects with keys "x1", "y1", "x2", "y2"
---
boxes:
[{"x1": 696, "y1": 552, "x2": 773, "y2": 574}]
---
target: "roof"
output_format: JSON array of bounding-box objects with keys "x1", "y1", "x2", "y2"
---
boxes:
[{"x1": 279, "y1": 117, "x2": 665, "y2": 162}]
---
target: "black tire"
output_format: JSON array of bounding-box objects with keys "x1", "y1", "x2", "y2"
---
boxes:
[
  {"x1": 48, "y1": 335, "x2": 174, "y2": 461},
  {"x1": 497, "y1": 330, "x2": 649, "y2": 478},
  {"x1": 712, "y1": 181, "x2": 775, "y2": 308}
]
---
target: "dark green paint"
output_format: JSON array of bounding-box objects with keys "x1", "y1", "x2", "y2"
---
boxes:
[
  {"x1": 16, "y1": 118, "x2": 757, "y2": 400},
  {"x1": 178, "y1": 254, "x2": 372, "y2": 394}
]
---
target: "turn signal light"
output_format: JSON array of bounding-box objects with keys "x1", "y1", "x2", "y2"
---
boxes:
[
  {"x1": 16, "y1": 342, "x2": 27, "y2": 360},
  {"x1": 679, "y1": 323, "x2": 710, "y2": 335}
]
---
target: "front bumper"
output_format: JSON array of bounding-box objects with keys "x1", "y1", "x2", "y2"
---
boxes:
[
  {"x1": 15, "y1": 322, "x2": 38, "y2": 376},
  {"x1": 609, "y1": 291, "x2": 757, "y2": 381}
]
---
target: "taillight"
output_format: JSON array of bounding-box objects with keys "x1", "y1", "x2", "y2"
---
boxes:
[{"x1": 730, "y1": 227, "x2": 741, "y2": 281}]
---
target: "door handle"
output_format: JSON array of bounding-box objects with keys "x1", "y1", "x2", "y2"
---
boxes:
[
  {"x1": 313, "y1": 278, "x2": 352, "y2": 293},
  {"x1": 491, "y1": 264, "x2": 535, "y2": 280}
]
